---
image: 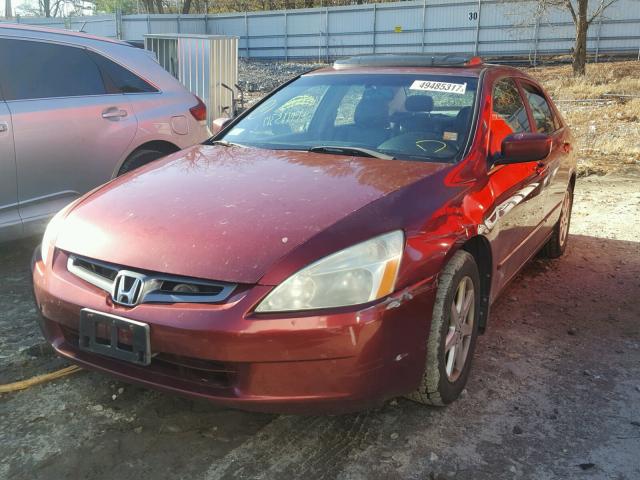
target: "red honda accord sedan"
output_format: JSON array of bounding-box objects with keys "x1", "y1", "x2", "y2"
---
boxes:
[{"x1": 32, "y1": 55, "x2": 575, "y2": 413}]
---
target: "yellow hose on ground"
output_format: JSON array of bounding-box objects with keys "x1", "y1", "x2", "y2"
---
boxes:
[{"x1": 0, "y1": 365, "x2": 82, "y2": 394}]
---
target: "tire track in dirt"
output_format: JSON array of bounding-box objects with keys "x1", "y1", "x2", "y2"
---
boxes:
[{"x1": 205, "y1": 412, "x2": 381, "y2": 479}]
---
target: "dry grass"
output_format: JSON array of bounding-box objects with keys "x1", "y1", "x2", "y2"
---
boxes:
[{"x1": 525, "y1": 61, "x2": 640, "y2": 176}]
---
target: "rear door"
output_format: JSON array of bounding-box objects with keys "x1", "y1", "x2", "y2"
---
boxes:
[
  {"x1": 0, "y1": 38, "x2": 137, "y2": 233},
  {"x1": 485, "y1": 77, "x2": 548, "y2": 291},
  {"x1": 0, "y1": 98, "x2": 21, "y2": 241},
  {"x1": 519, "y1": 81, "x2": 570, "y2": 231}
]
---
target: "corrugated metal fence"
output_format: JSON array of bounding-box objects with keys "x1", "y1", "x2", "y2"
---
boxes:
[{"x1": 6, "y1": 0, "x2": 640, "y2": 61}]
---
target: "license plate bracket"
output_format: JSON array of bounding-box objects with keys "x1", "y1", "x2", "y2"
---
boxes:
[{"x1": 79, "y1": 308, "x2": 151, "y2": 366}]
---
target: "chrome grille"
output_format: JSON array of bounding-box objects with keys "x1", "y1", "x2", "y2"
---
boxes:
[{"x1": 67, "y1": 254, "x2": 236, "y2": 306}]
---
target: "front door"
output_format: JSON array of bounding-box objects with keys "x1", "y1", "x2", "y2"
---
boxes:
[
  {"x1": 0, "y1": 100, "x2": 21, "y2": 241},
  {"x1": 484, "y1": 77, "x2": 550, "y2": 292},
  {"x1": 0, "y1": 38, "x2": 137, "y2": 234}
]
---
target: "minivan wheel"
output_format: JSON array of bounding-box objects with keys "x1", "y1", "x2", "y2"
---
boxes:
[
  {"x1": 117, "y1": 148, "x2": 169, "y2": 176},
  {"x1": 542, "y1": 187, "x2": 573, "y2": 259},
  {"x1": 407, "y1": 250, "x2": 480, "y2": 406}
]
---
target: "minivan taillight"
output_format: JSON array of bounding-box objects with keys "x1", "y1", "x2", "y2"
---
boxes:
[{"x1": 189, "y1": 96, "x2": 207, "y2": 124}]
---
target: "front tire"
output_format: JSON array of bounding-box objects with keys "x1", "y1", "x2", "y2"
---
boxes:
[
  {"x1": 408, "y1": 250, "x2": 481, "y2": 406},
  {"x1": 542, "y1": 187, "x2": 573, "y2": 259},
  {"x1": 117, "y1": 148, "x2": 170, "y2": 176}
]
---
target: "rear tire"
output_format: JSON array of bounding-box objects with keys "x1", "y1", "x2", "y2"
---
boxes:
[
  {"x1": 117, "y1": 148, "x2": 171, "y2": 176},
  {"x1": 407, "y1": 250, "x2": 481, "y2": 406},
  {"x1": 542, "y1": 186, "x2": 573, "y2": 259}
]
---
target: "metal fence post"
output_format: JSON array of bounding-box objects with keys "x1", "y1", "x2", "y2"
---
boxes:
[
  {"x1": 372, "y1": 4, "x2": 377, "y2": 55},
  {"x1": 204, "y1": 13, "x2": 209, "y2": 34},
  {"x1": 115, "y1": 9, "x2": 123, "y2": 39},
  {"x1": 595, "y1": 16, "x2": 603, "y2": 63},
  {"x1": 532, "y1": 15, "x2": 540, "y2": 66},
  {"x1": 177, "y1": 15, "x2": 181, "y2": 34},
  {"x1": 284, "y1": 12, "x2": 288, "y2": 61},
  {"x1": 474, "y1": 0, "x2": 481, "y2": 55},
  {"x1": 245, "y1": 12, "x2": 249, "y2": 59},
  {"x1": 325, "y1": 7, "x2": 329, "y2": 62},
  {"x1": 421, "y1": 0, "x2": 427, "y2": 53}
]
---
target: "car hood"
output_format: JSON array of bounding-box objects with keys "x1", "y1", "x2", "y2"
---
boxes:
[{"x1": 56, "y1": 145, "x2": 447, "y2": 284}]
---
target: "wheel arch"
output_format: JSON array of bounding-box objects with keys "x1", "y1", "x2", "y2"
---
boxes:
[
  {"x1": 460, "y1": 235, "x2": 493, "y2": 333},
  {"x1": 113, "y1": 140, "x2": 181, "y2": 178}
]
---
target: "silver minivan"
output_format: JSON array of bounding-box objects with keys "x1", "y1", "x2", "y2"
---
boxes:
[{"x1": 0, "y1": 24, "x2": 211, "y2": 242}]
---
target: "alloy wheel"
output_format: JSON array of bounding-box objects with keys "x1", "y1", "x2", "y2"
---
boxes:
[
  {"x1": 559, "y1": 191, "x2": 571, "y2": 247},
  {"x1": 445, "y1": 276, "x2": 475, "y2": 382}
]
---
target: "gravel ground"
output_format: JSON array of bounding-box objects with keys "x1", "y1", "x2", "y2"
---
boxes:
[
  {"x1": 238, "y1": 59, "x2": 327, "y2": 105},
  {"x1": 1, "y1": 173, "x2": 639, "y2": 480},
  {"x1": 238, "y1": 59, "x2": 326, "y2": 93}
]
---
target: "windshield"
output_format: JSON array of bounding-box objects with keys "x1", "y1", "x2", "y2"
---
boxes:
[{"x1": 220, "y1": 73, "x2": 478, "y2": 162}]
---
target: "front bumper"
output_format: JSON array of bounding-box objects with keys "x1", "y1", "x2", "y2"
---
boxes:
[{"x1": 32, "y1": 248, "x2": 437, "y2": 414}]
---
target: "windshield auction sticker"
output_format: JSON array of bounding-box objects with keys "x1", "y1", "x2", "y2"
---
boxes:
[{"x1": 410, "y1": 80, "x2": 467, "y2": 94}]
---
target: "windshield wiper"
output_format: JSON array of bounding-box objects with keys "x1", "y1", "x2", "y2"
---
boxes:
[
  {"x1": 308, "y1": 145, "x2": 395, "y2": 160},
  {"x1": 209, "y1": 140, "x2": 245, "y2": 148}
]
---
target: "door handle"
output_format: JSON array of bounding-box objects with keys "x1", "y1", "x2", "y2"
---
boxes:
[
  {"x1": 102, "y1": 108, "x2": 128, "y2": 119},
  {"x1": 0, "y1": 122, "x2": 7, "y2": 133},
  {"x1": 562, "y1": 142, "x2": 572, "y2": 153}
]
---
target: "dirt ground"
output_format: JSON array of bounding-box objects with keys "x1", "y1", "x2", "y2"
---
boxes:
[{"x1": 1, "y1": 172, "x2": 639, "y2": 480}]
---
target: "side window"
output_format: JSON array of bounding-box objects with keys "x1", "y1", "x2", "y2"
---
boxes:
[
  {"x1": 263, "y1": 85, "x2": 328, "y2": 135},
  {"x1": 490, "y1": 78, "x2": 530, "y2": 156},
  {"x1": 521, "y1": 84, "x2": 559, "y2": 134},
  {"x1": 335, "y1": 85, "x2": 365, "y2": 126},
  {"x1": 88, "y1": 52, "x2": 158, "y2": 94},
  {"x1": 0, "y1": 39, "x2": 105, "y2": 101}
]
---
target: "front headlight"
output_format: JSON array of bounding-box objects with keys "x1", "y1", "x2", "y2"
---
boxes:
[
  {"x1": 40, "y1": 200, "x2": 78, "y2": 265},
  {"x1": 256, "y1": 230, "x2": 404, "y2": 313},
  {"x1": 41, "y1": 211, "x2": 64, "y2": 266}
]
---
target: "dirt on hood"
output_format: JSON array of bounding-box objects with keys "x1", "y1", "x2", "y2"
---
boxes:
[{"x1": 55, "y1": 144, "x2": 447, "y2": 284}]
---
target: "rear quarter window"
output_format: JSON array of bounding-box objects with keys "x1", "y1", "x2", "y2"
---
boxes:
[{"x1": 88, "y1": 51, "x2": 158, "y2": 94}]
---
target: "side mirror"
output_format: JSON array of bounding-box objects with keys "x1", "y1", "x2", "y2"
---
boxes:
[
  {"x1": 496, "y1": 133, "x2": 552, "y2": 165},
  {"x1": 211, "y1": 117, "x2": 232, "y2": 135}
]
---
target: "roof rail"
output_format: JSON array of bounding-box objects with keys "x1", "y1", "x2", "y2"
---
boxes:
[
  {"x1": 0, "y1": 23, "x2": 130, "y2": 46},
  {"x1": 333, "y1": 54, "x2": 483, "y2": 69}
]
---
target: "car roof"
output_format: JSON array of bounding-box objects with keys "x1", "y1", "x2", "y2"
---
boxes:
[{"x1": 0, "y1": 23, "x2": 131, "y2": 46}]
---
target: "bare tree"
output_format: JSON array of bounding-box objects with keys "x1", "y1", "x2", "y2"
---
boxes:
[
  {"x1": 41, "y1": 0, "x2": 65, "y2": 16},
  {"x1": 17, "y1": 0, "x2": 66, "y2": 16},
  {"x1": 143, "y1": 0, "x2": 155, "y2": 12},
  {"x1": 4, "y1": 0, "x2": 11, "y2": 18},
  {"x1": 535, "y1": 0, "x2": 619, "y2": 75}
]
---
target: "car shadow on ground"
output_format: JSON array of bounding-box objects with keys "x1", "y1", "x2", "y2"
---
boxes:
[{"x1": 1, "y1": 233, "x2": 639, "y2": 480}]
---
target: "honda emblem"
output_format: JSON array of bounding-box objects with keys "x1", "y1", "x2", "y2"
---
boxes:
[{"x1": 112, "y1": 271, "x2": 146, "y2": 306}]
